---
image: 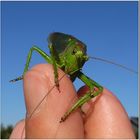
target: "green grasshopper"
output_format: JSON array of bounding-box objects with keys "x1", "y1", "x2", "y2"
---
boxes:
[{"x1": 10, "y1": 32, "x2": 137, "y2": 123}]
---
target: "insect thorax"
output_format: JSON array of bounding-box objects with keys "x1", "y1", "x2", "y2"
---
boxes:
[{"x1": 59, "y1": 45, "x2": 89, "y2": 75}]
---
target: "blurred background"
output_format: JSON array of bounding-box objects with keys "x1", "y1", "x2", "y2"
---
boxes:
[{"x1": 1, "y1": 1, "x2": 138, "y2": 138}]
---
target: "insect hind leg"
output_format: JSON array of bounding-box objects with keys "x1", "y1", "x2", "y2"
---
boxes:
[{"x1": 60, "y1": 71, "x2": 103, "y2": 122}]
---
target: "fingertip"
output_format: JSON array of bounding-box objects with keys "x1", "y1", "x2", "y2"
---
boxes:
[
  {"x1": 24, "y1": 64, "x2": 84, "y2": 138},
  {"x1": 82, "y1": 88, "x2": 135, "y2": 138},
  {"x1": 10, "y1": 119, "x2": 25, "y2": 139},
  {"x1": 23, "y1": 64, "x2": 52, "y2": 116}
]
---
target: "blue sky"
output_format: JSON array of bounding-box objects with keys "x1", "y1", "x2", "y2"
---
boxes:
[{"x1": 1, "y1": 1, "x2": 138, "y2": 126}]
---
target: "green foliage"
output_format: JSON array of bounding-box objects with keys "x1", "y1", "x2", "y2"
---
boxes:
[
  {"x1": 130, "y1": 117, "x2": 139, "y2": 139},
  {"x1": 1, "y1": 124, "x2": 13, "y2": 139}
]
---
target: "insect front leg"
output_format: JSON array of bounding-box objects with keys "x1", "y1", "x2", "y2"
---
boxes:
[
  {"x1": 60, "y1": 71, "x2": 103, "y2": 122},
  {"x1": 48, "y1": 44, "x2": 60, "y2": 91},
  {"x1": 10, "y1": 46, "x2": 52, "y2": 82}
]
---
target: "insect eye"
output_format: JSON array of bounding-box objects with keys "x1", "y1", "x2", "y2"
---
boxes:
[{"x1": 72, "y1": 48, "x2": 77, "y2": 54}]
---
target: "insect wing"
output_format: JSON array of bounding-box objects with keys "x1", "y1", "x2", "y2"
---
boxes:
[
  {"x1": 48, "y1": 32, "x2": 72, "y2": 54},
  {"x1": 48, "y1": 32, "x2": 87, "y2": 54}
]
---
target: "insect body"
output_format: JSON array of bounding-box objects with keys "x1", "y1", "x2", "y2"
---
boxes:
[{"x1": 10, "y1": 32, "x2": 137, "y2": 122}]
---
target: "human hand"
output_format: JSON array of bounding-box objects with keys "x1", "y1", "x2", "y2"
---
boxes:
[{"x1": 10, "y1": 64, "x2": 135, "y2": 139}]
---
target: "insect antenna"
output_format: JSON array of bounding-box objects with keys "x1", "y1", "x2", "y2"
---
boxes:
[
  {"x1": 19, "y1": 72, "x2": 67, "y2": 138},
  {"x1": 89, "y1": 56, "x2": 138, "y2": 74},
  {"x1": 28, "y1": 73, "x2": 67, "y2": 119}
]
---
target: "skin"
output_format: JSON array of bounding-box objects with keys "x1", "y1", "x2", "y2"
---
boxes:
[{"x1": 10, "y1": 64, "x2": 135, "y2": 139}]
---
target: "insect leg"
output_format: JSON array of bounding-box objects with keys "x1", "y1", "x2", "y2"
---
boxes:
[
  {"x1": 60, "y1": 71, "x2": 103, "y2": 122},
  {"x1": 48, "y1": 44, "x2": 60, "y2": 91},
  {"x1": 10, "y1": 46, "x2": 52, "y2": 82},
  {"x1": 78, "y1": 71, "x2": 103, "y2": 97},
  {"x1": 23, "y1": 46, "x2": 52, "y2": 73}
]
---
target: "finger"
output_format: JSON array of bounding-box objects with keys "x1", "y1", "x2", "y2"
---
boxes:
[
  {"x1": 78, "y1": 86, "x2": 135, "y2": 138},
  {"x1": 9, "y1": 120, "x2": 25, "y2": 139},
  {"x1": 24, "y1": 64, "x2": 84, "y2": 138}
]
